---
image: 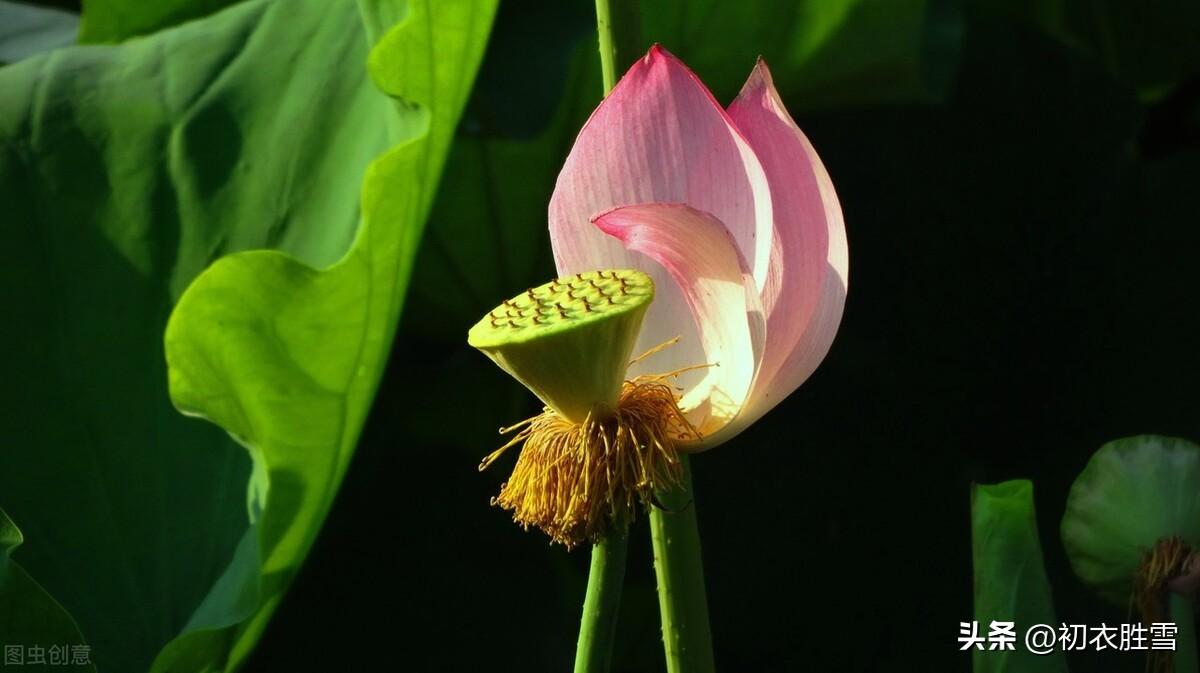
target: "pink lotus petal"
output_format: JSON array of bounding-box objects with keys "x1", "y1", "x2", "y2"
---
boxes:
[
  {"x1": 594, "y1": 203, "x2": 764, "y2": 443},
  {"x1": 725, "y1": 58, "x2": 849, "y2": 430},
  {"x1": 549, "y1": 46, "x2": 773, "y2": 389}
]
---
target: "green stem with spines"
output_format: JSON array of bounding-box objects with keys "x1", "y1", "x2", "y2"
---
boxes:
[
  {"x1": 574, "y1": 533, "x2": 629, "y2": 673},
  {"x1": 572, "y1": 2, "x2": 643, "y2": 671},
  {"x1": 650, "y1": 455, "x2": 716, "y2": 673}
]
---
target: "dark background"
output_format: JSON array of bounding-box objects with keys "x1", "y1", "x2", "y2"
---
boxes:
[{"x1": 250, "y1": 1, "x2": 1200, "y2": 671}]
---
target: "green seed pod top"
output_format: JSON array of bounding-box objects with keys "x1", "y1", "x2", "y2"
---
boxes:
[{"x1": 468, "y1": 270, "x2": 654, "y2": 424}]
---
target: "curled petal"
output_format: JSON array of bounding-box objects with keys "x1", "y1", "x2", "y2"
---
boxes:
[
  {"x1": 725, "y1": 58, "x2": 848, "y2": 432},
  {"x1": 593, "y1": 204, "x2": 764, "y2": 444},
  {"x1": 549, "y1": 45, "x2": 773, "y2": 391}
]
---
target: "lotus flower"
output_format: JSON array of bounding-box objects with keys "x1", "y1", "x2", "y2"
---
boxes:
[{"x1": 549, "y1": 45, "x2": 848, "y2": 450}]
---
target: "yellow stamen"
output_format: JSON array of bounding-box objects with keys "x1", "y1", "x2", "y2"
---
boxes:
[
  {"x1": 479, "y1": 370, "x2": 699, "y2": 549},
  {"x1": 628, "y1": 336, "x2": 679, "y2": 367}
]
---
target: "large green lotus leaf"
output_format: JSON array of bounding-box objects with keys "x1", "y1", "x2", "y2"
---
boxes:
[
  {"x1": 78, "y1": 0, "x2": 243, "y2": 43},
  {"x1": 0, "y1": 510, "x2": 96, "y2": 673},
  {"x1": 1061, "y1": 435, "x2": 1200, "y2": 606},
  {"x1": 0, "y1": 0, "x2": 496, "y2": 669},
  {"x1": 163, "y1": 1, "x2": 497, "y2": 667},
  {"x1": 972, "y1": 481, "x2": 1066, "y2": 673}
]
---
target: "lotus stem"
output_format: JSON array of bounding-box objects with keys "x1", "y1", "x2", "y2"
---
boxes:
[
  {"x1": 574, "y1": 534, "x2": 629, "y2": 672},
  {"x1": 594, "y1": 0, "x2": 641, "y2": 95},
  {"x1": 573, "y1": 3, "x2": 643, "y2": 672},
  {"x1": 1172, "y1": 593, "x2": 1198, "y2": 673},
  {"x1": 650, "y1": 455, "x2": 716, "y2": 673}
]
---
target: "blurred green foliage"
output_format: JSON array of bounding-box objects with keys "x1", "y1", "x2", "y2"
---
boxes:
[
  {"x1": 975, "y1": 0, "x2": 1200, "y2": 100},
  {"x1": 0, "y1": 511, "x2": 95, "y2": 673},
  {"x1": 644, "y1": 0, "x2": 963, "y2": 106}
]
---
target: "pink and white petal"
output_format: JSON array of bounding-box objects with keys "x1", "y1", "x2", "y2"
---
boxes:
[
  {"x1": 593, "y1": 204, "x2": 764, "y2": 444},
  {"x1": 550, "y1": 45, "x2": 773, "y2": 388},
  {"x1": 726, "y1": 58, "x2": 848, "y2": 428}
]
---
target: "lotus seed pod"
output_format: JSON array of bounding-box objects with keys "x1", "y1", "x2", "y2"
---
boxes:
[{"x1": 468, "y1": 270, "x2": 654, "y2": 424}]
